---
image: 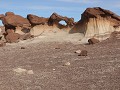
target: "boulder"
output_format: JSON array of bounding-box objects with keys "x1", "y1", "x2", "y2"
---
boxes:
[
  {"x1": 5, "y1": 33, "x2": 20, "y2": 43},
  {"x1": 78, "y1": 50, "x2": 87, "y2": 56},
  {"x1": 27, "y1": 14, "x2": 48, "y2": 26},
  {"x1": 88, "y1": 38, "x2": 100, "y2": 44}
]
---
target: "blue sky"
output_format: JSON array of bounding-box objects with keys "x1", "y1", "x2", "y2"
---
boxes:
[{"x1": 0, "y1": 0, "x2": 120, "y2": 25}]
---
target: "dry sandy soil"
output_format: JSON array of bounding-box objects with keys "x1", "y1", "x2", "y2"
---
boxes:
[{"x1": 0, "y1": 33, "x2": 120, "y2": 90}]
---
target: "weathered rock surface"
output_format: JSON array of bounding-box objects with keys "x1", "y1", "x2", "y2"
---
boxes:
[
  {"x1": 30, "y1": 24, "x2": 61, "y2": 36},
  {"x1": 5, "y1": 33, "x2": 20, "y2": 43},
  {"x1": 110, "y1": 31, "x2": 120, "y2": 39},
  {"x1": 0, "y1": 7, "x2": 120, "y2": 44},
  {"x1": 20, "y1": 33, "x2": 34, "y2": 40},
  {"x1": 1, "y1": 12, "x2": 31, "y2": 30},
  {"x1": 27, "y1": 14, "x2": 48, "y2": 26},
  {"x1": 71, "y1": 7, "x2": 120, "y2": 40},
  {"x1": 48, "y1": 13, "x2": 74, "y2": 27},
  {"x1": 6, "y1": 29, "x2": 15, "y2": 34},
  {"x1": 5, "y1": 12, "x2": 15, "y2": 16}
]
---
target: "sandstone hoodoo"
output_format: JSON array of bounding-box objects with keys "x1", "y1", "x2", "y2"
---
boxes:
[
  {"x1": 27, "y1": 14, "x2": 48, "y2": 26},
  {"x1": 71, "y1": 7, "x2": 120, "y2": 41}
]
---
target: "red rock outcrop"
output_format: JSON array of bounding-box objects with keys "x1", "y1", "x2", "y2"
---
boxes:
[
  {"x1": 27, "y1": 14, "x2": 48, "y2": 26},
  {"x1": 5, "y1": 33, "x2": 20, "y2": 43},
  {"x1": 48, "y1": 13, "x2": 74, "y2": 27},
  {"x1": 5, "y1": 12, "x2": 15, "y2": 16},
  {"x1": 71, "y1": 7, "x2": 120, "y2": 40},
  {"x1": 0, "y1": 7, "x2": 120, "y2": 44},
  {"x1": 1, "y1": 12, "x2": 31, "y2": 30}
]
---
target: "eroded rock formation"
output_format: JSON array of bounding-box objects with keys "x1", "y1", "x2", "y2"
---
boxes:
[
  {"x1": 48, "y1": 13, "x2": 74, "y2": 28},
  {"x1": 27, "y1": 14, "x2": 48, "y2": 26},
  {"x1": 0, "y1": 7, "x2": 120, "y2": 43},
  {"x1": 0, "y1": 12, "x2": 31, "y2": 31},
  {"x1": 71, "y1": 7, "x2": 120, "y2": 40}
]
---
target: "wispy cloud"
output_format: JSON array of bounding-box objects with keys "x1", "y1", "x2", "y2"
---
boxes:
[
  {"x1": 56, "y1": 0, "x2": 100, "y2": 4},
  {"x1": 27, "y1": 6, "x2": 54, "y2": 10},
  {"x1": 0, "y1": 4, "x2": 83, "y2": 12}
]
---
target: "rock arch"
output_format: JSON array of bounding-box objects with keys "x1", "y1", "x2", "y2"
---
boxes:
[{"x1": 48, "y1": 13, "x2": 75, "y2": 28}]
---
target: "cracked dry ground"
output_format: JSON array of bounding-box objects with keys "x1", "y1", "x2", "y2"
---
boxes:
[{"x1": 0, "y1": 38, "x2": 120, "y2": 90}]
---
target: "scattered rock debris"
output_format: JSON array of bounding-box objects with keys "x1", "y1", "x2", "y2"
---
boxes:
[{"x1": 13, "y1": 68, "x2": 34, "y2": 75}]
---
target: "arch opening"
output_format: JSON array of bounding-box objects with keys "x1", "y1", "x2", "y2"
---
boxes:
[
  {"x1": 0, "y1": 20, "x2": 3, "y2": 26},
  {"x1": 58, "y1": 20, "x2": 67, "y2": 29}
]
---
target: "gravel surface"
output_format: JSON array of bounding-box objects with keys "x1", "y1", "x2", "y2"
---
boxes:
[{"x1": 0, "y1": 36, "x2": 120, "y2": 90}]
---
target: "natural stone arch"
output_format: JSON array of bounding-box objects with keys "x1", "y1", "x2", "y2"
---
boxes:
[{"x1": 48, "y1": 13, "x2": 75, "y2": 28}]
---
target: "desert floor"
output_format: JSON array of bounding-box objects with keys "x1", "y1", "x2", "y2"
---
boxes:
[{"x1": 0, "y1": 34, "x2": 120, "y2": 90}]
